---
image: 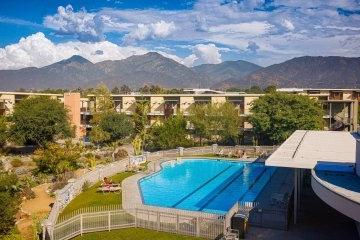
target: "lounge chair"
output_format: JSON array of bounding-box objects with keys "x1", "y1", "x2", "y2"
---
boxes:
[
  {"x1": 97, "y1": 183, "x2": 122, "y2": 193},
  {"x1": 227, "y1": 151, "x2": 234, "y2": 158},
  {"x1": 217, "y1": 149, "x2": 224, "y2": 157},
  {"x1": 222, "y1": 228, "x2": 240, "y2": 240},
  {"x1": 270, "y1": 193, "x2": 287, "y2": 206}
]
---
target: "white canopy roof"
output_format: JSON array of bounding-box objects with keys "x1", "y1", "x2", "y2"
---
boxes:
[{"x1": 266, "y1": 130, "x2": 359, "y2": 169}]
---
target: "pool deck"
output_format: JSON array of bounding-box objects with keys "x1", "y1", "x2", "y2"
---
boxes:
[{"x1": 122, "y1": 172, "x2": 146, "y2": 210}]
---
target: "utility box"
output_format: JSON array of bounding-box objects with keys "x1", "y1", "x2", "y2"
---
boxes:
[{"x1": 231, "y1": 213, "x2": 247, "y2": 239}]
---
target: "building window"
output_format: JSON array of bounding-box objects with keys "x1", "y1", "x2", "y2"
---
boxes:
[{"x1": 329, "y1": 91, "x2": 343, "y2": 100}]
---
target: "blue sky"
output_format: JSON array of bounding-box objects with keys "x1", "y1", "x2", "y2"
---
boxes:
[{"x1": 0, "y1": 0, "x2": 359, "y2": 70}]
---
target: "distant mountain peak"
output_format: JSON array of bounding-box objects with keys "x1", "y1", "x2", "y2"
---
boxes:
[
  {"x1": 144, "y1": 52, "x2": 163, "y2": 57},
  {"x1": 58, "y1": 55, "x2": 92, "y2": 65}
]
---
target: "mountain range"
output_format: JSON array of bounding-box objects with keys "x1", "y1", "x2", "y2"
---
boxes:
[{"x1": 0, "y1": 52, "x2": 359, "y2": 90}]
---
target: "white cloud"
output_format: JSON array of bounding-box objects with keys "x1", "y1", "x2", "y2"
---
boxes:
[
  {"x1": 0, "y1": 32, "x2": 221, "y2": 70},
  {"x1": 193, "y1": 43, "x2": 222, "y2": 64},
  {"x1": 44, "y1": 5, "x2": 104, "y2": 41},
  {"x1": 124, "y1": 20, "x2": 176, "y2": 43},
  {"x1": 209, "y1": 22, "x2": 273, "y2": 35},
  {"x1": 281, "y1": 19, "x2": 295, "y2": 31},
  {"x1": 181, "y1": 54, "x2": 198, "y2": 67},
  {"x1": 8, "y1": 0, "x2": 360, "y2": 66},
  {"x1": 0, "y1": 32, "x2": 147, "y2": 70}
]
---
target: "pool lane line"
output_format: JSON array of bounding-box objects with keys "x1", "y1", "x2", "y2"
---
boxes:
[
  {"x1": 171, "y1": 165, "x2": 234, "y2": 208},
  {"x1": 238, "y1": 168, "x2": 268, "y2": 202},
  {"x1": 198, "y1": 167, "x2": 246, "y2": 211},
  {"x1": 199, "y1": 166, "x2": 267, "y2": 211}
]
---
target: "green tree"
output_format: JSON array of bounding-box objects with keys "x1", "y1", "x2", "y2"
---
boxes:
[
  {"x1": 146, "y1": 115, "x2": 192, "y2": 151},
  {"x1": 250, "y1": 92, "x2": 323, "y2": 144},
  {"x1": 217, "y1": 102, "x2": 242, "y2": 144},
  {"x1": 0, "y1": 117, "x2": 8, "y2": 147},
  {"x1": 98, "y1": 112, "x2": 134, "y2": 142},
  {"x1": 0, "y1": 170, "x2": 21, "y2": 236},
  {"x1": 133, "y1": 101, "x2": 150, "y2": 137},
  {"x1": 189, "y1": 104, "x2": 209, "y2": 145},
  {"x1": 89, "y1": 126, "x2": 111, "y2": 146},
  {"x1": 33, "y1": 141, "x2": 83, "y2": 175},
  {"x1": 189, "y1": 103, "x2": 242, "y2": 145},
  {"x1": 10, "y1": 96, "x2": 72, "y2": 146},
  {"x1": 119, "y1": 85, "x2": 131, "y2": 94},
  {"x1": 111, "y1": 86, "x2": 120, "y2": 94},
  {"x1": 132, "y1": 101, "x2": 150, "y2": 153},
  {"x1": 264, "y1": 85, "x2": 277, "y2": 93},
  {"x1": 245, "y1": 85, "x2": 263, "y2": 94},
  {"x1": 89, "y1": 84, "x2": 115, "y2": 145},
  {"x1": 92, "y1": 84, "x2": 114, "y2": 115},
  {"x1": 149, "y1": 85, "x2": 164, "y2": 94}
]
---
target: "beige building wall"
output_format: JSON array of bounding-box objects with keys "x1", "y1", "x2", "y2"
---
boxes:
[
  {"x1": 122, "y1": 96, "x2": 136, "y2": 113},
  {"x1": 179, "y1": 96, "x2": 194, "y2": 114},
  {"x1": 0, "y1": 94, "x2": 16, "y2": 115},
  {"x1": 211, "y1": 96, "x2": 226, "y2": 104},
  {"x1": 343, "y1": 91, "x2": 353, "y2": 100},
  {"x1": 150, "y1": 96, "x2": 165, "y2": 113},
  {"x1": 64, "y1": 93, "x2": 82, "y2": 138},
  {"x1": 243, "y1": 96, "x2": 258, "y2": 115}
]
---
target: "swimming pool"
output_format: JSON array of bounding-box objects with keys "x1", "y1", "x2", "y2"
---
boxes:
[{"x1": 139, "y1": 158, "x2": 276, "y2": 214}]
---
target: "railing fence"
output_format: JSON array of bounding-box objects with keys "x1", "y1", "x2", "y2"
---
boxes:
[{"x1": 52, "y1": 207, "x2": 224, "y2": 240}]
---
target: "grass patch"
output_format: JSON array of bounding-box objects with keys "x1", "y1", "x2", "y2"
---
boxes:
[
  {"x1": 59, "y1": 171, "x2": 135, "y2": 217},
  {"x1": 72, "y1": 228, "x2": 204, "y2": 240}
]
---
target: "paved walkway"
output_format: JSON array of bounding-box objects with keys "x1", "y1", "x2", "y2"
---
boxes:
[{"x1": 17, "y1": 183, "x2": 54, "y2": 240}]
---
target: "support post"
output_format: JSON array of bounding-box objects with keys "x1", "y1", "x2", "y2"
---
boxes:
[
  {"x1": 42, "y1": 224, "x2": 46, "y2": 240},
  {"x1": 178, "y1": 147, "x2": 184, "y2": 157},
  {"x1": 212, "y1": 144, "x2": 218, "y2": 154},
  {"x1": 196, "y1": 217, "x2": 200, "y2": 237},
  {"x1": 294, "y1": 169, "x2": 298, "y2": 224},
  {"x1": 108, "y1": 211, "x2": 111, "y2": 231},
  {"x1": 135, "y1": 208, "x2": 138, "y2": 227},
  {"x1": 176, "y1": 214, "x2": 179, "y2": 234},
  {"x1": 80, "y1": 214, "x2": 83, "y2": 236},
  {"x1": 157, "y1": 211, "x2": 160, "y2": 230}
]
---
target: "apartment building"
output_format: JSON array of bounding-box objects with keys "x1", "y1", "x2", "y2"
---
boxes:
[
  {"x1": 278, "y1": 88, "x2": 359, "y2": 131},
  {"x1": 1, "y1": 89, "x2": 359, "y2": 140}
]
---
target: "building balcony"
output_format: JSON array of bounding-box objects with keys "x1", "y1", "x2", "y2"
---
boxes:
[
  {"x1": 149, "y1": 111, "x2": 165, "y2": 116},
  {"x1": 80, "y1": 107, "x2": 91, "y2": 114}
]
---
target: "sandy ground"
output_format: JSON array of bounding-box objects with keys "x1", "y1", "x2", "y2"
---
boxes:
[{"x1": 16, "y1": 183, "x2": 54, "y2": 240}]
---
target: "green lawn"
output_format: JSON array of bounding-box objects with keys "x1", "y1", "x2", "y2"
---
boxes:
[
  {"x1": 73, "y1": 228, "x2": 204, "y2": 240},
  {"x1": 59, "y1": 171, "x2": 135, "y2": 217}
]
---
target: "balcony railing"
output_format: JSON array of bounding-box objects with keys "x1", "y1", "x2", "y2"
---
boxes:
[{"x1": 80, "y1": 107, "x2": 91, "y2": 113}]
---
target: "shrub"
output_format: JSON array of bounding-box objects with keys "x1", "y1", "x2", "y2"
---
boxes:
[
  {"x1": 114, "y1": 149, "x2": 128, "y2": 160},
  {"x1": 10, "y1": 158, "x2": 23, "y2": 168},
  {"x1": 84, "y1": 152, "x2": 94, "y2": 158},
  {"x1": 0, "y1": 171, "x2": 21, "y2": 236},
  {"x1": 21, "y1": 186, "x2": 36, "y2": 200},
  {"x1": 33, "y1": 141, "x2": 83, "y2": 175},
  {"x1": 82, "y1": 181, "x2": 91, "y2": 192}
]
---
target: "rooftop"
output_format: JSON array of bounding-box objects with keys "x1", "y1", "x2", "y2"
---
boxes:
[{"x1": 266, "y1": 130, "x2": 359, "y2": 169}]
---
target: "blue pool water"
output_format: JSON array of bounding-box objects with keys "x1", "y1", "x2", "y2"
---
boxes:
[{"x1": 139, "y1": 159, "x2": 276, "y2": 214}]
